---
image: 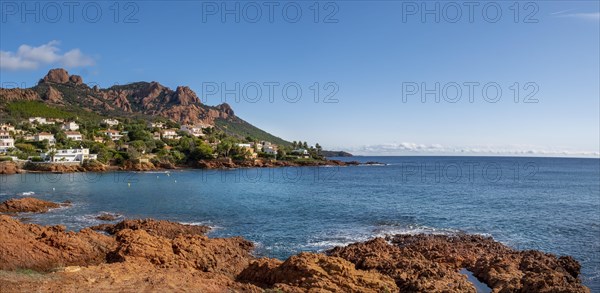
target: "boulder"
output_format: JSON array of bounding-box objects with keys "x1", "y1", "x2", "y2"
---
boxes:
[
  {"x1": 0, "y1": 215, "x2": 116, "y2": 271},
  {"x1": 44, "y1": 86, "x2": 63, "y2": 103},
  {"x1": 96, "y1": 213, "x2": 120, "y2": 221},
  {"x1": 42, "y1": 68, "x2": 70, "y2": 83},
  {"x1": 328, "y1": 234, "x2": 590, "y2": 293},
  {"x1": 217, "y1": 103, "x2": 234, "y2": 116},
  {"x1": 0, "y1": 197, "x2": 68, "y2": 214},
  {"x1": 91, "y1": 218, "x2": 210, "y2": 239},
  {"x1": 238, "y1": 252, "x2": 398, "y2": 292},
  {"x1": 69, "y1": 75, "x2": 83, "y2": 85},
  {"x1": 107, "y1": 229, "x2": 254, "y2": 276},
  {"x1": 174, "y1": 86, "x2": 199, "y2": 106},
  {"x1": 0, "y1": 161, "x2": 23, "y2": 174}
]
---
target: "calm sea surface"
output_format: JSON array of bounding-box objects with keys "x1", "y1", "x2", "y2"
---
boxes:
[{"x1": 1, "y1": 156, "x2": 599, "y2": 290}]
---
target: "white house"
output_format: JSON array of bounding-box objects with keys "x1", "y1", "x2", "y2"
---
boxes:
[
  {"x1": 259, "y1": 141, "x2": 278, "y2": 155},
  {"x1": 46, "y1": 148, "x2": 97, "y2": 163},
  {"x1": 0, "y1": 131, "x2": 15, "y2": 152},
  {"x1": 34, "y1": 132, "x2": 56, "y2": 144},
  {"x1": 102, "y1": 119, "x2": 119, "y2": 126},
  {"x1": 61, "y1": 121, "x2": 79, "y2": 131},
  {"x1": 236, "y1": 143, "x2": 257, "y2": 159},
  {"x1": 263, "y1": 146, "x2": 278, "y2": 155},
  {"x1": 0, "y1": 124, "x2": 15, "y2": 132},
  {"x1": 180, "y1": 125, "x2": 205, "y2": 137},
  {"x1": 104, "y1": 130, "x2": 123, "y2": 141},
  {"x1": 291, "y1": 149, "x2": 309, "y2": 158},
  {"x1": 292, "y1": 149, "x2": 309, "y2": 155},
  {"x1": 161, "y1": 129, "x2": 179, "y2": 140},
  {"x1": 29, "y1": 117, "x2": 52, "y2": 124},
  {"x1": 149, "y1": 122, "x2": 166, "y2": 129},
  {"x1": 65, "y1": 131, "x2": 83, "y2": 141}
]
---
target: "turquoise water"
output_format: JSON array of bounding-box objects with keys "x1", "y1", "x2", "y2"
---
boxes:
[{"x1": 1, "y1": 156, "x2": 599, "y2": 291}]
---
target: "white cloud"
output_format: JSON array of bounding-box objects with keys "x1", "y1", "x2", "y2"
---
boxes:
[
  {"x1": 0, "y1": 41, "x2": 95, "y2": 71},
  {"x1": 554, "y1": 12, "x2": 600, "y2": 21},
  {"x1": 337, "y1": 143, "x2": 600, "y2": 158}
]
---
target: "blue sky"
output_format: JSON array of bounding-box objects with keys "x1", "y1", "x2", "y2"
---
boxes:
[{"x1": 1, "y1": 1, "x2": 599, "y2": 156}]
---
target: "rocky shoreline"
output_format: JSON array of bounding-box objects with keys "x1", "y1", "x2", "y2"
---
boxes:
[
  {"x1": 0, "y1": 197, "x2": 71, "y2": 214},
  {"x1": 0, "y1": 197, "x2": 590, "y2": 292},
  {"x1": 0, "y1": 158, "x2": 373, "y2": 175}
]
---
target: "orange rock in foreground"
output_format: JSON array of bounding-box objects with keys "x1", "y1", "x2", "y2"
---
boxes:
[
  {"x1": 328, "y1": 234, "x2": 590, "y2": 293},
  {"x1": 0, "y1": 214, "x2": 590, "y2": 293},
  {"x1": 0, "y1": 215, "x2": 115, "y2": 271}
]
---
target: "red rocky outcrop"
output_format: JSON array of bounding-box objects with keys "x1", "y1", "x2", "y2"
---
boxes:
[{"x1": 0, "y1": 197, "x2": 69, "y2": 214}]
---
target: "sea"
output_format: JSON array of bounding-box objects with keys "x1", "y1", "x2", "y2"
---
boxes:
[{"x1": 1, "y1": 156, "x2": 599, "y2": 291}]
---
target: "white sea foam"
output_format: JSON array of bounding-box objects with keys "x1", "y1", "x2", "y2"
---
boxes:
[
  {"x1": 47, "y1": 204, "x2": 71, "y2": 213},
  {"x1": 74, "y1": 215, "x2": 102, "y2": 225},
  {"x1": 300, "y1": 224, "x2": 470, "y2": 253},
  {"x1": 373, "y1": 225, "x2": 460, "y2": 237},
  {"x1": 304, "y1": 239, "x2": 365, "y2": 250},
  {"x1": 77, "y1": 212, "x2": 123, "y2": 223},
  {"x1": 18, "y1": 191, "x2": 35, "y2": 196},
  {"x1": 178, "y1": 221, "x2": 222, "y2": 230}
]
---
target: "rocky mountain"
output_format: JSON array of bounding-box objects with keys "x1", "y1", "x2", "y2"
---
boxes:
[{"x1": 0, "y1": 68, "x2": 289, "y2": 145}]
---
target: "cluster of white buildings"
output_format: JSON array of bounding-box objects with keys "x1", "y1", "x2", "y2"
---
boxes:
[
  {"x1": 0, "y1": 119, "x2": 99, "y2": 164},
  {"x1": 234, "y1": 141, "x2": 279, "y2": 159},
  {"x1": 23, "y1": 119, "x2": 83, "y2": 145},
  {"x1": 28, "y1": 117, "x2": 64, "y2": 125},
  {"x1": 180, "y1": 125, "x2": 205, "y2": 137},
  {"x1": 2, "y1": 116, "x2": 290, "y2": 163},
  {"x1": 160, "y1": 129, "x2": 179, "y2": 140},
  {"x1": 62, "y1": 121, "x2": 79, "y2": 131},
  {"x1": 102, "y1": 119, "x2": 120, "y2": 127},
  {"x1": 149, "y1": 122, "x2": 165, "y2": 129},
  {"x1": 1, "y1": 121, "x2": 98, "y2": 164}
]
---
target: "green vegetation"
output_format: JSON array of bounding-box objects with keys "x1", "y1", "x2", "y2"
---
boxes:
[
  {"x1": 7, "y1": 101, "x2": 75, "y2": 120},
  {"x1": 2, "y1": 113, "x2": 326, "y2": 166},
  {"x1": 5, "y1": 101, "x2": 102, "y2": 123},
  {"x1": 215, "y1": 118, "x2": 291, "y2": 147},
  {"x1": 30, "y1": 156, "x2": 44, "y2": 162}
]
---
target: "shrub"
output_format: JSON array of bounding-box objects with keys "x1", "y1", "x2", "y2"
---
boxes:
[{"x1": 30, "y1": 156, "x2": 44, "y2": 162}]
